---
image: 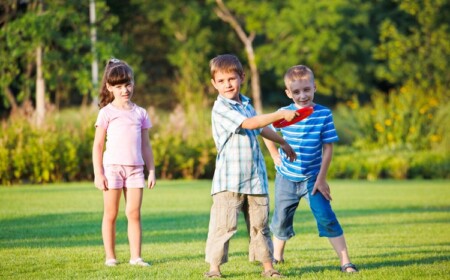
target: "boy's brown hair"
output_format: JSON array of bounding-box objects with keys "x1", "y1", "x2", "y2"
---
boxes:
[
  {"x1": 284, "y1": 65, "x2": 315, "y2": 89},
  {"x1": 209, "y1": 54, "x2": 244, "y2": 80}
]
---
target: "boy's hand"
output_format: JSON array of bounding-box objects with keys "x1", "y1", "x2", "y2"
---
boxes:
[
  {"x1": 280, "y1": 143, "x2": 297, "y2": 162},
  {"x1": 147, "y1": 170, "x2": 156, "y2": 189},
  {"x1": 281, "y1": 110, "x2": 298, "y2": 122},
  {"x1": 312, "y1": 180, "x2": 332, "y2": 200},
  {"x1": 94, "y1": 174, "x2": 108, "y2": 191}
]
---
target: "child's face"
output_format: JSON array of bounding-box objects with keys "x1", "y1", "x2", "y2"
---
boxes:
[
  {"x1": 285, "y1": 78, "x2": 316, "y2": 108},
  {"x1": 107, "y1": 82, "x2": 134, "y2": 103},
  {"x1": 211, "y1": 71, "x2": 244, "y2": 101}
]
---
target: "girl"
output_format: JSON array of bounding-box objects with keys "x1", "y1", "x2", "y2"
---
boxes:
[{"x1": 92, "y1": 58, "x2": 156, "y2": 267}]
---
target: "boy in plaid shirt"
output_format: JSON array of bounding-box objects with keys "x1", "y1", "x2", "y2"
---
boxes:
[{"x1": 204, "y1": 54, "x2": 298, "y2": 278}]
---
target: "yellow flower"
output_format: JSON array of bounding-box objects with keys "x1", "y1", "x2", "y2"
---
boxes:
[
  {"x1": 429, "y1": 98, "x2": 439, "y2": 107},
  {"x1": 375, "y1": 123, "x2": 384, "y2": 132},
  {"x1": 384, "y1": 119, "x2": 392, "y2": 126},
  {"x1": 346, "y1": 100, "x2": 357, "y2": 110},
  {"x1": 419, "y1": 107, "x2": 427, "y2": 114},
  {"x1": 409, "y1": 127, "x2": 416, "y2": 133},
  {"x1": 430, "y1": 135, "x2": 441, "y2": 142}
]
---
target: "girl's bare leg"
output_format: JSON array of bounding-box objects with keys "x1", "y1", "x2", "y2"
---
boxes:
[
  {"x1": 102, "y1": 189, "x2": 122, "y2": 261},
  {"x1": 124, "y1": 188, "x2": 144, "y2": 260}
]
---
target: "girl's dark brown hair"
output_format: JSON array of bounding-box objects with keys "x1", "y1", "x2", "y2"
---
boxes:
[{"x1": 98, "y1": 58, "x2": 134, "y2": 108}]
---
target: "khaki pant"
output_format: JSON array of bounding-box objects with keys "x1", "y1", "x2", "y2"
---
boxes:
[{"x1": 205, "y1": 191, "x2": 274, "y2": 265}]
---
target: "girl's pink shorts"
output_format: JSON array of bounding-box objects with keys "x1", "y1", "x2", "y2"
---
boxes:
[{"x1": 104, "y1": 165, "x2": 145, "y2": 189}]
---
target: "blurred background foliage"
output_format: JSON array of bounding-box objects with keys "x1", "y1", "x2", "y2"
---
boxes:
[{"x1": 0, "y1": 0, "x2": 448, "y2": 184}]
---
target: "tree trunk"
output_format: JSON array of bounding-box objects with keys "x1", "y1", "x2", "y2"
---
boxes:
[
  {"x1": 3, "y1": 86, "x2": 18, "y2": 114},
  {"x1": 244, "y1": 42, "x2": 262, "y2": 114},
  {"x1": 90, "y1": 0, "x2": 99, "y2": 107},
  {"x1": 214, "y1": 0, "x2": 263, "y2": 114},
  {"x1": 35, "y1": 45, "x2": 45, "y2": 127}
]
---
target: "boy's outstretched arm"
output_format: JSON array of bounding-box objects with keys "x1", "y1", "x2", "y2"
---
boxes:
[
  {"x1": 261, "y1": 127, "x2": 297, "y2": 162},
  {"x1": 241, "y1": 110, "x2": 297, "y2": 130},
  {"x1": 312, "y1": 143, "x2": 333, "y2": 200}
]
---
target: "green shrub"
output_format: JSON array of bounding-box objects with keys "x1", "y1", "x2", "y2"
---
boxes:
[
  {"x1": 1, "y1": 106, "x2": 448, "y2": 185},
  {"x1": 150, "y1": 105, "x2": 216, "y2": 180},
  {"x1": 408, "y1": 151, "x2": 450, "y2": 179},
  {"x1": 0, "y1": 109, "x2": 98, "y2": 185},
  {"x1": 334, "y1": 84, "x2": 449, "y2": 151},
  {"x1": 0, "y1": 139, "x2": 10, "y2": 185},
  {"x1": 330, "y1": 147, "x2": 450, "y2": 180}
]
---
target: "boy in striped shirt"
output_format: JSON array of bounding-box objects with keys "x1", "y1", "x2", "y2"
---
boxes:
[{"x1": 265, "y1": 65, "x2": 358, "y2": 273}]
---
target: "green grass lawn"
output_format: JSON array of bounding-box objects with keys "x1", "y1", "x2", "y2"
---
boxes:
[{"x1": 0, "y1": 180, "x2": 449, "y2": 279}]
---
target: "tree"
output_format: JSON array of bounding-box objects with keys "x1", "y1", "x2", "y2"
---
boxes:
[
  {"x1": 89, "y1": 0, "x2": 99, "y2": 104},
  {"x1": 337, "y1": 0, "x2": 450, "y2": 151},
  {"x1": 0, "y1": 0, "x2": 50, "y2": 123},
  {"x1": 213, "y1": 0, "x2": 263, "y2": 113},
  {"x1": 259, "y1": 0, "x2": 376, "y2": 101},
  {"x1": 0, "y1": 0, "x2": 123, "y2": 117},
  {"x1": 371, "y1": 0, "x2": 450, "y2": 150},
  {"x1": 133, "y1": 0, "x2": 219, "y2": 111},
  {"x1": 35, "y1": 1, "x2": 45, "y2": 126},
  {"x1": 0, "y1": 1, "x2": 20, "y2": 115},
  {"x1": 374, "y1": 0, "x2": 450, "y2": 92}
]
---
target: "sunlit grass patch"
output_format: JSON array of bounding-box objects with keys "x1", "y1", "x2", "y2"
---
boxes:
[{"x1": 0, "y1": 180, "x2": 449, "y2": 279}]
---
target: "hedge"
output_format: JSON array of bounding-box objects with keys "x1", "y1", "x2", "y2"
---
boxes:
[{"x1": 0, "y1": 109, "x2": 448, "y2": 185}]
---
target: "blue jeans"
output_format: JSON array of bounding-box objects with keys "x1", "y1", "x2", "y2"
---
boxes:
[{"x1": 270, "y1": 173, "x2": 343, "y2": 239}]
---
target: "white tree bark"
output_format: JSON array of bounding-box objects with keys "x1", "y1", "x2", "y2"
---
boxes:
[
  {"x1": 35, "y1": 45, "x2": 45, "y2": 127},
  {"x1": 90, "y1": 0, "x2": 98, "y2": 107}
]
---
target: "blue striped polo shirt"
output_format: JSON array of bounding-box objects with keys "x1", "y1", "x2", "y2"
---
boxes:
[
  {"x1": 211, "y1": 94, "x2": 268, "y2": 195},
  {"x1": 274, "y1": 103, "x2": 339, "y2": 182}
]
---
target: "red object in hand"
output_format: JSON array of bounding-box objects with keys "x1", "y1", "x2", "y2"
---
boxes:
[{"x1": 272, "y1": 107, "x2": 314, "y2": 128}]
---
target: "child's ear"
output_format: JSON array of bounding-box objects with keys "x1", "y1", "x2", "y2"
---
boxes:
[
  {"x1": 211, "y1": 78, "x2": 217, "y2": 89},
  {"x1": 285, "y1": 89, "x2": 293, "y2": 99},
  {"x1": 240, "y1": 73, "x2": 246, "y2": 83}
]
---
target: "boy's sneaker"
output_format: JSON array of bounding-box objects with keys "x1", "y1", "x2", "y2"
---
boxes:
[{"x1": 129, "y1": 258, "x2": 150, "y2": 267}]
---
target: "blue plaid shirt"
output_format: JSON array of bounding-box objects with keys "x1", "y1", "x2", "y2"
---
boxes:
[{"x1": 211, "y1": 94, "x2": 268, "y2": 195}]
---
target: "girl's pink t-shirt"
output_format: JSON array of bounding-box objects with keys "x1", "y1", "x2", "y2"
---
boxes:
[{"x1": 95, "y1": 103, "x2": 152, "y2": 166}]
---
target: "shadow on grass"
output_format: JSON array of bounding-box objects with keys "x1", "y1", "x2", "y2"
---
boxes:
[
  {"x1": 0, "y1": 211, "x2": 210, "y2": 248},
  {"x1": 335, "y1": 205, "x2": 450, "y2": 216},
  {"x1": 0, "y1": 205, "x2": 448, "y2": 250},
  {"x1": 281, "y1": 254, "x2": 450, "y2": 277}
]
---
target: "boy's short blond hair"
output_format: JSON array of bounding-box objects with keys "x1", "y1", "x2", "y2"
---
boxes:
[
  {"x1": 284, "y1": 65, "x2": 315, "y2": 89},
  {"x1": 210, "y1": 54, "x2": 244, "y2": 80}
]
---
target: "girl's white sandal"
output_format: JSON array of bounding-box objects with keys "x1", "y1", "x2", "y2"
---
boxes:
[
  {"x1": 129, "y1": 258, "x2": 150, "y2": 267},
  {"x1": 105, "y1": 259, "x2": 118, "y2": 267}
]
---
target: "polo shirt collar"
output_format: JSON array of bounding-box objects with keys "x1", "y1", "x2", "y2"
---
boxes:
[{"x1": 218, "y1": 93, "x2": 251, "y2": 107}]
